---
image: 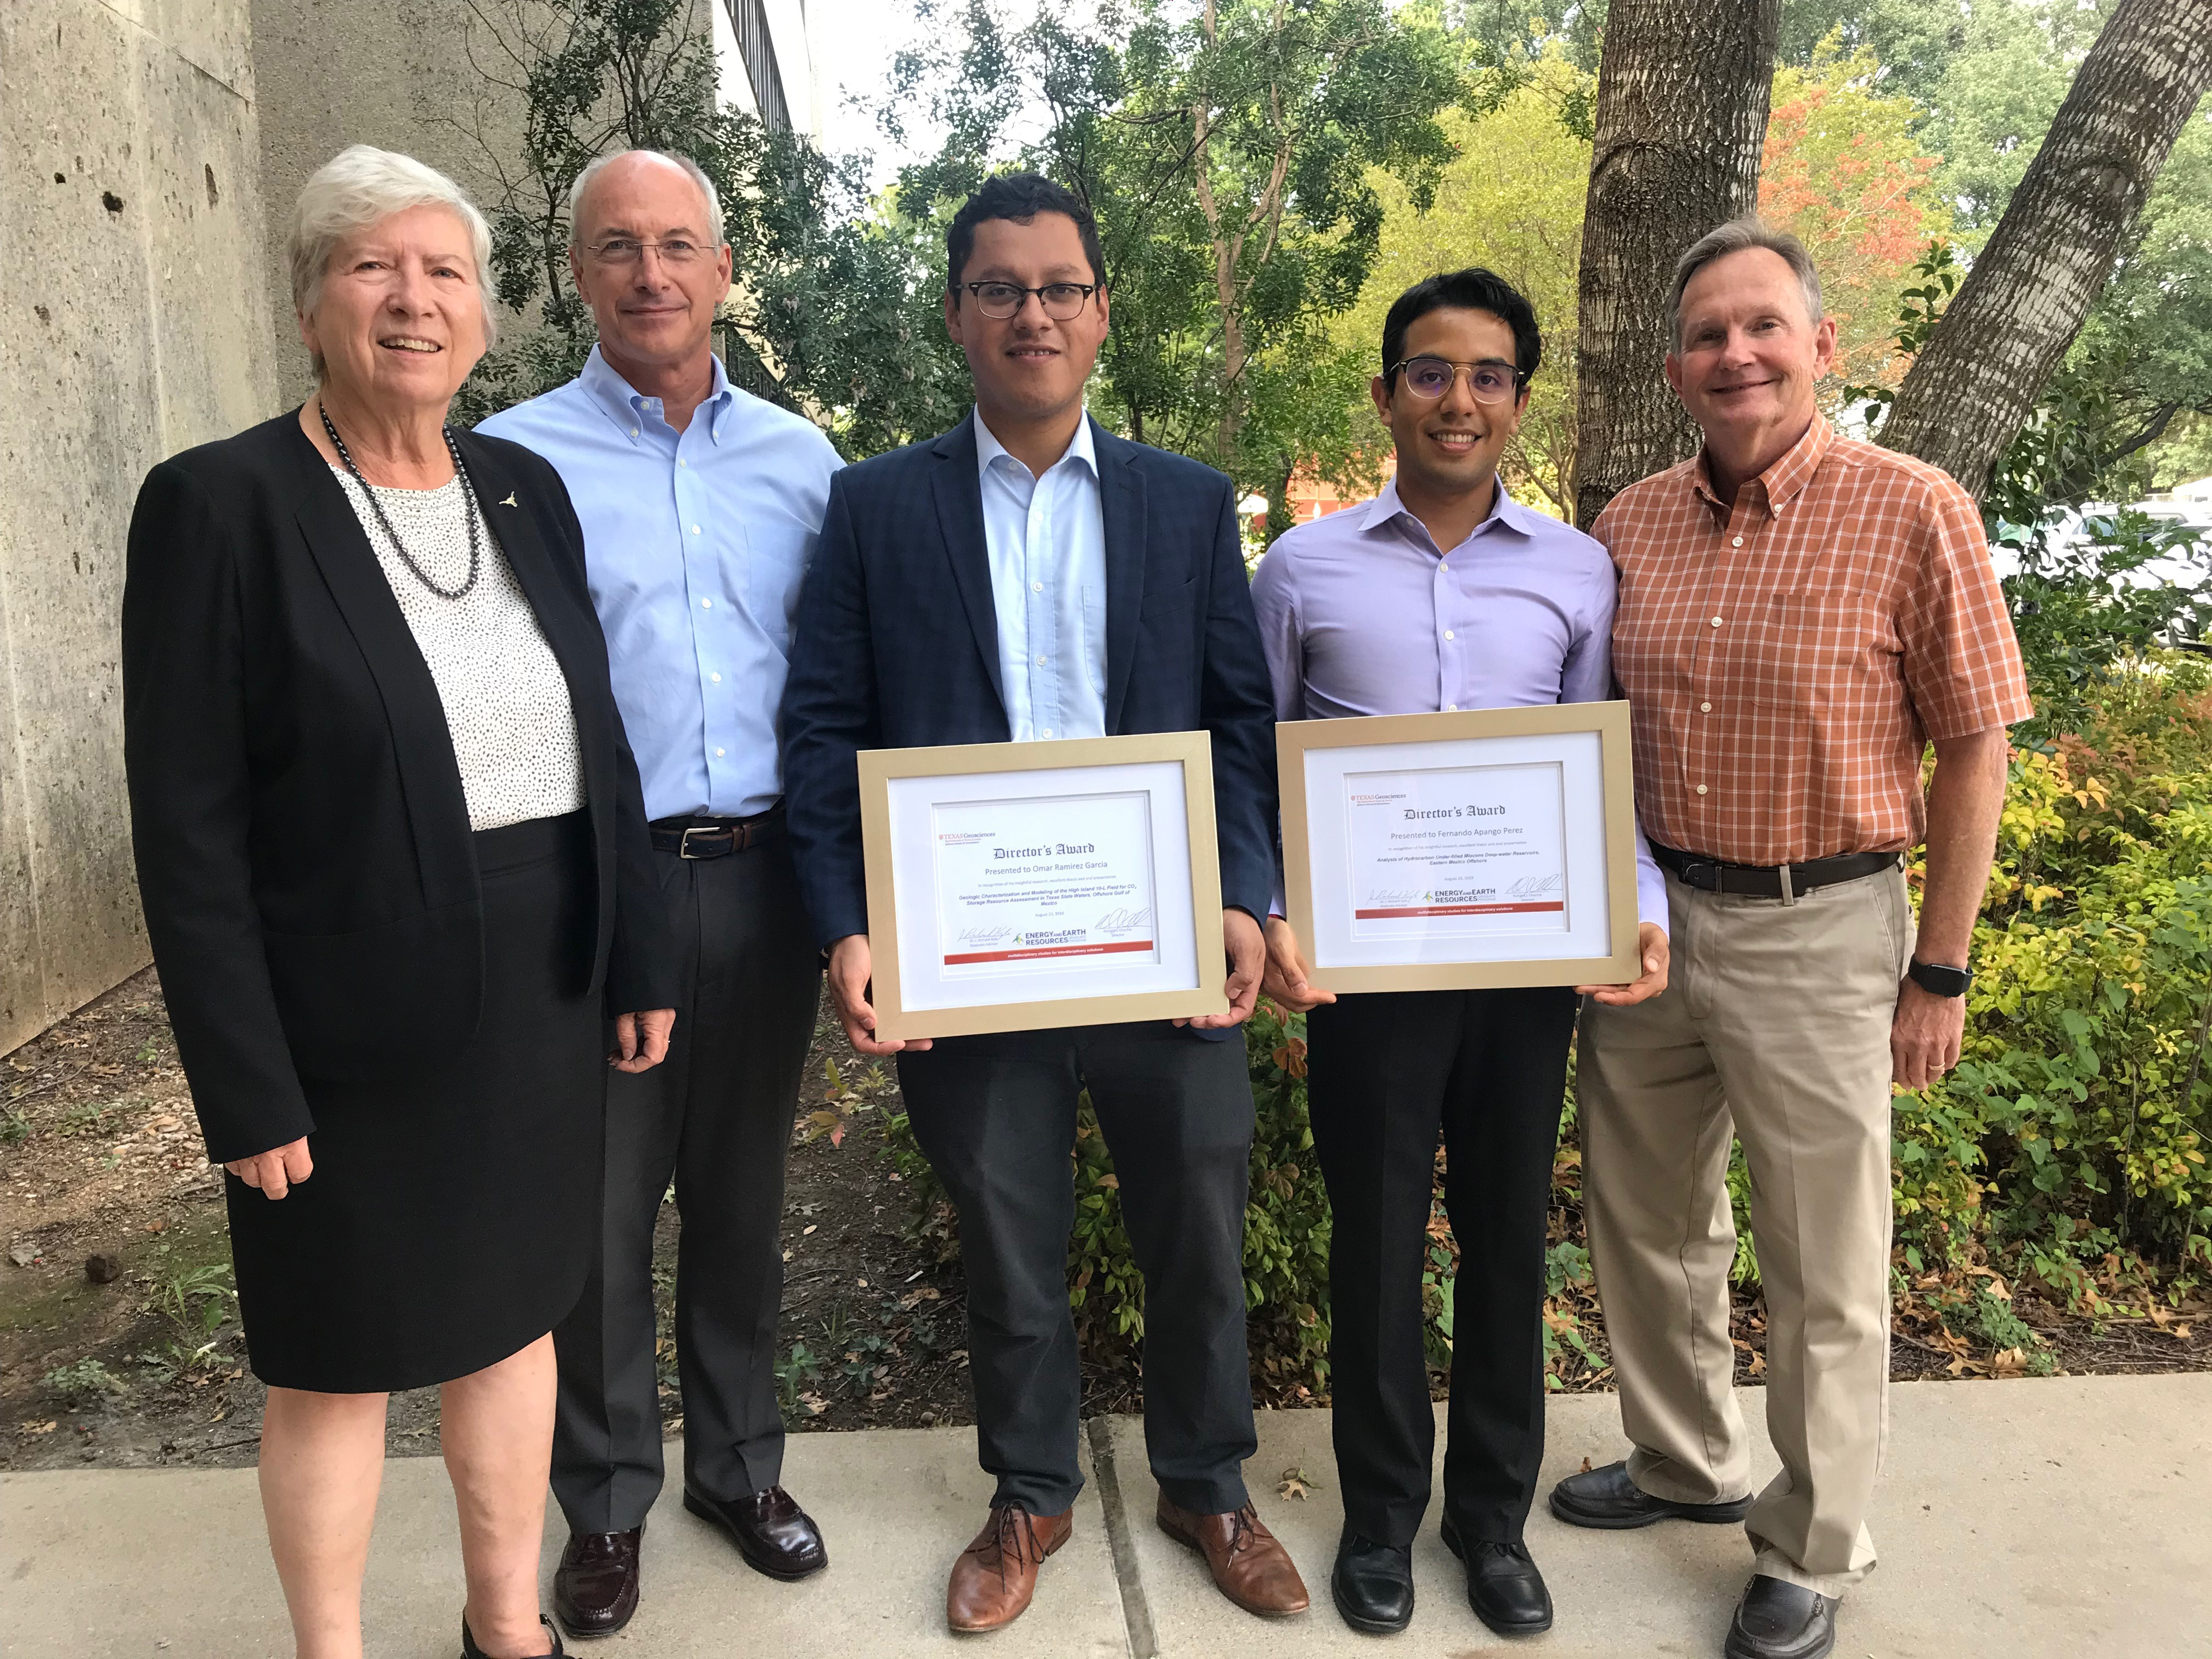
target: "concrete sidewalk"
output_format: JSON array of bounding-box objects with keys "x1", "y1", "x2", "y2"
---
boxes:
[{"x1": 5, "y1": 1375, "x2": 2208, "y2": 1658}]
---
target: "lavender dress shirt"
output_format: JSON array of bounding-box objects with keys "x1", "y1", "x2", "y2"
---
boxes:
[{"x1": 1251, "y1": 475, "x2": 1668, "y2": 932}]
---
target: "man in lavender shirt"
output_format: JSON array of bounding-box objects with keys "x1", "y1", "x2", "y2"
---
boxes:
[{"x1": 1253, "y1": 269, "x2": 1671, "y2": 1640}]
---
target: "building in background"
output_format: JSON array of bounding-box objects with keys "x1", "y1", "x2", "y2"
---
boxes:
[{"x1": 713, "y1": 0, "x2": 821, "y2": 136}]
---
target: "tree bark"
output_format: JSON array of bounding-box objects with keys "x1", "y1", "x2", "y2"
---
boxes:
[
  {"x1": 1572, "y1": 0, "x2": 1780, "y2": 528},
  {"x1": 1879, "y1": 0, "x2": 2212, "y2": 499}
]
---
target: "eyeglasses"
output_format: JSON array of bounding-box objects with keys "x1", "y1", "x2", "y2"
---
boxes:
[
  {"x1": 584, "y1": 238, "x2": 711, "y2": 268},
  {"x1": 953, "y1": 281, "x2": 1100, "y2": 320},
  {"x1": 1389, "y1": 356, "x2": 1525, "y2": 403}
]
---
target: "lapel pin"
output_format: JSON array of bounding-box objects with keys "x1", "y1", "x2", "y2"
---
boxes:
[{"x1": 499, "y1": 492, "x2": 517, "y2": 507}]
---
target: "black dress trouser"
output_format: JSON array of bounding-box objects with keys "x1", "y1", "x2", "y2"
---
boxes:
[
  {"x1": 550, "y1": 834, "x2": 822, "y2": 1534},
  {"x1": 897, "y1": 1022, "x2": 1260, "y2": 1518},
  {"x1": 1307, "y1": 984, "x2": 1579, "y2": 1547}
]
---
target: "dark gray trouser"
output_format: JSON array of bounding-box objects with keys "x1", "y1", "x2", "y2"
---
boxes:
[
  {"x1": 550, "y1": 836, "x2": 821, "y2": 1535},
  {"x1": 896, "y1": 1022, "x2": 1260, "y2": 1519}
]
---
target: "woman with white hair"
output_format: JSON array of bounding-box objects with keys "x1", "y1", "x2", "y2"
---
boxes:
[{"x1": 120, "y1": 144, "x2": 676, "y2": 1659}]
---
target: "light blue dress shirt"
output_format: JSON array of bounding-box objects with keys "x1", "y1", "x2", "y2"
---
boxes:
[
  {"x1": 974, "y1": 410, "x2": 1109, "y2": 742},
  {"x1": 478, "y1": 346, "x2": 843, "y2": 820}
]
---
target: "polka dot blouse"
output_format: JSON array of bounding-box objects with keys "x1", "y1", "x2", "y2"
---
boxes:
[{"x1": 330, "y1": 467, "x2": 586, "y2": 832}]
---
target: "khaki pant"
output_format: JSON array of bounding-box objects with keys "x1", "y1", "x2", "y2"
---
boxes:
[{"x1": 1579, "y1": 865, "x2": 1911, "y2": 1597}]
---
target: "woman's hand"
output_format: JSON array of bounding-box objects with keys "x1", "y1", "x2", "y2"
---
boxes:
[
  {"x1": 611, "y1": 1008, "x2": 676, "y2": 1073},
  {"x1": 228, "y1": 1138, "x2": 314, "y2": 1199},
  {"x1": 1577, "y1": 923, "x2": 1671, "y2": 1007}
]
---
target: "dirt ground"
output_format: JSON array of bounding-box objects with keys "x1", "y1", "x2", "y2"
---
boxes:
[{"x1": 4, "y1": 969, "x2": 2206, "y2": 1475}]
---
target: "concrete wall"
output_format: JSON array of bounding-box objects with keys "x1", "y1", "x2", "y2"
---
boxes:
[{"x1": 0, "y1": 0, "x2": 280, "y2": 1054}]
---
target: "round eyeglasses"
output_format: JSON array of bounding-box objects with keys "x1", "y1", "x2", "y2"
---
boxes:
[
  {"x1": 1389, "y1": 356, "x2": 1524, "y2": 403},
  {"x1": 954, "y1": 281, "x2": 1100, "y2": 320}
]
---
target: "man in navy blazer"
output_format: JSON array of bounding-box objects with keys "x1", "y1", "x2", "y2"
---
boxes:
[{"x1": 781, "y1": 174, "x2": 1307, "y2": 1633}]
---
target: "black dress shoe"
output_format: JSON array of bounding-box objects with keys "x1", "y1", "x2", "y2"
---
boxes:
[
  {"x1": 683, "y1": 1482, "x2": 828, "y2": 1580},
  {"x1": 1330, "y1": 1530, "x2": 1414, "y2": 1634},
  {"x1": 1439, "y1": 1517, "x2": 1553, "y2": 1637},
  {"x1": 1724, "y1": 1575, "x2": 1837, "y2": 1659},
  {"x1": 460, "y1": 1613, "x2": 564, "y2": 1657},
  {"x1": 1549, "y1": 1459, "x2": 1754, "y2": 1530},
  {"x1": 551, "y1": 1528, "x2": 641, "y2": 1637}
]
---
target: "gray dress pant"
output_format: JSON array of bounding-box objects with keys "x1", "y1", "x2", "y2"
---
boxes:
[
  {"x1": 550, "y1": 832, "x2": 821, "y2": 1534},
  {"x1": 896, "y1": 1022, "x2": 1260, "y2": 1518}
]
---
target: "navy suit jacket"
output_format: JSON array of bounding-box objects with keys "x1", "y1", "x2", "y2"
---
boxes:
[{"x1": 781, "y1": 410, "x2": 1278, "y2": 956}]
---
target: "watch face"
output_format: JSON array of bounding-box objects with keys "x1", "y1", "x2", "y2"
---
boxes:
[{"x1": 1912, "y1": 961, "x2": 1971, "y2": 996}]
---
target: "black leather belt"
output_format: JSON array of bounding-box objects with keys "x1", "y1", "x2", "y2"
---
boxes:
[
  {"x1": 650, "y1": 806, "x2": 785, "y2": 859},
  {"x1": 1650, "y1": 839, "x2": 1898, "y2": 901}
]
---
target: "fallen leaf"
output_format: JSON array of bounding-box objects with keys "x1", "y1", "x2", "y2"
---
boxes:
[
  {"x1": 1579, "y1": 1456, "x2": 1592, "y2": 1474},
  {"x1": 1277, "y1": 1465, "x2": 1319, "y2": 1500},
  {"x1": 803, "y1": 1223, "x2": 817, "y2": 1235}
]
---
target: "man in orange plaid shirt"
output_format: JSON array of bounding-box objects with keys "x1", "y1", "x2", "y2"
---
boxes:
[{"x1": 1548, "y1": 220, "x2": 2031, "y2": 1659}]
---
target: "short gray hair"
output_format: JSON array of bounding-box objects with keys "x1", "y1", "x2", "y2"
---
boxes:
[
  {"x1": 1666, "y1": 216, "x2": 1823, "y2": 352},
  {"x1": 565, "y1": 149, "x2": 726, "y2": 250},
  {"x1": 288, "y1": 145, "x2": 498, "y2": 380}
]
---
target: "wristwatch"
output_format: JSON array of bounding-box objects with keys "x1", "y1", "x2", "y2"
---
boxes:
[{"x1": 1906, "y1": 958, "x2": 1973, "y2": 998}]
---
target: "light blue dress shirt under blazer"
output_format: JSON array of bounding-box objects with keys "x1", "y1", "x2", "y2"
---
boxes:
[
  {"x1": 974, "y1": 409, "x2": 1109, "y2": 742},
  {"x1": 1251, "y1": 475, "x2": 1668, "y2": 930},
  {"x1": 478, "y1": 346, "x2": 843, "y2": 821}
]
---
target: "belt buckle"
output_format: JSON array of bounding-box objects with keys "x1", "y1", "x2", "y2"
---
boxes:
[{"x1": 678, "y1": 825, "x2": 721, "y2": 860}]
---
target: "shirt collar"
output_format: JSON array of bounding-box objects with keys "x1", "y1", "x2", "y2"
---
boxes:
[
  {"x1": 1357, "y1": 472, "x2": 1534, "y2": 549},
  {"x1": 1690, "y1": 415, "x2": 1832, "y2": 515},
  {"x1": 974, "y1": 406, "x2": 1098, "y2": 484},
  {"x1": 580, "y1": 344, "x2": 736, "y2": 444}
]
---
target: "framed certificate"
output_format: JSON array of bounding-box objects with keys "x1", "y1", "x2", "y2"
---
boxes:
[
  {"x1": 857, "y1": 731, "x2": 1228, "y2": 1039},
  {"x1": 1278, "y1": 703, "x2": 1640, "y2": 992}
]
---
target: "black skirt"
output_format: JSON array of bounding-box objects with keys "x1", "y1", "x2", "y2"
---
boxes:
[{"x1": 228, "y1": 810, "x2": 603, "y2": 1393}]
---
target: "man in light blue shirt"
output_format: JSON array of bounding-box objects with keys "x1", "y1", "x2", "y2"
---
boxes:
[{"x1": 477, "y1": 147, "x2": 841, "y2": 1633}]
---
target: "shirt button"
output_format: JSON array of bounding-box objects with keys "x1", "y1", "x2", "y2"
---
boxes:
[
  {"x1": 1439, "y1": 562, "x2": 1448, "y2": 572},
  {"x1": 1041, "y1": 728, "x2": 1053, "y2": 738},
  {"x1": 715, "y1": 747, "x2": 725, "y2": 758},
  {"x1": 678, "y1": 458, "x2": 687, "y2": 468},
  {"x1": 1711, "y1": 616, "x2": 1724, "y2": 627},
  {"x1": 701, "y1": 597, "x2": 713, "y2": 609},
  {"x1": 1445, "y1": 703, "x2": 1459, "y2": 711},
  {"x1": 690, "y1": 524, "x2": 701, "y2": 535},
  {"x1": 1444, "y1": 630, "x2": 1455, "y2": 640},
  {"x1": 1696, "y1": 783, "x2": 1709, "y2": 795},
  {"x1": 629, "y1": 427, "x2": 640, "y2": 437},
  {"x1": 1033, "y1": 582, "x2": 1044, "y2": 592},
  {"x1": 1731, "y1": 535, "x2": 1743, "y2": 548},
  {"x1": 710, "y1": 673, "x2": 723, "y2": 684},
  {"x1": 1700, "y1": 701, "x2": 1711, "y2": 712}
]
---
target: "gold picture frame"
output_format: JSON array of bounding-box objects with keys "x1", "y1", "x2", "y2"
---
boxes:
[
  {"x1": 1277, "y1": 703, "x2": 1641, "y2": 993},
  {"x1": 858, "y1": 730, "x2": 1228, "y2": 1040}
]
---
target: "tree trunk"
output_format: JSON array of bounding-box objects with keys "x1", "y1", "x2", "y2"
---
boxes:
[
  {"x1": 1572, "y1": 0, "x2": 1780, "y2": 528},
  {"x1": 1879, "y1": 0, "x2": 2212, "y2": 499}
]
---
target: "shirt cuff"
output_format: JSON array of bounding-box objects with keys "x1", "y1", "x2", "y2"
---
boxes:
[{"x1": 1633, "y1": 819, "x2": 1669, "y2": 935}]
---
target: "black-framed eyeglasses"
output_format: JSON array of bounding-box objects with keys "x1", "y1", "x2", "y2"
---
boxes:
[
  {"x1": 952, "y1": 281, "x2": 1100, "y2": 320},
  {"x1": 1389, "y1": 356, "x2": 1525, "y2": 403}
]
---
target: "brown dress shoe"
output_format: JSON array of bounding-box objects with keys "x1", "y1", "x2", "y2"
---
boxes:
[
  {"x1": 945, "y1": 1503, "x2": 1074, "y2": 1633},
  {"x1": 1155, "y1": 1495, "x2": 1311, "y2": 1617},
  {"x1": 682, "y1": 1484, "x2": 828, "y2": 1581},
  {"x1": 551, "y1": 1528, "x2": 640, "y2": 1637}
]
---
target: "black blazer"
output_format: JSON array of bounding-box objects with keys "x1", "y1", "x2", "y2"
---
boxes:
[
  {"x1": 122, "y1": 411, "x2": 674, "y2": 1164},
  {"x1": 780, "y1": 410, "x2": 1278, "y2": 951}
]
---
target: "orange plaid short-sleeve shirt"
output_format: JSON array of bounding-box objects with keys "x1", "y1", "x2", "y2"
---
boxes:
[{"x1": 1593, "y1": 417, "x2": 2032, "y2": 867}]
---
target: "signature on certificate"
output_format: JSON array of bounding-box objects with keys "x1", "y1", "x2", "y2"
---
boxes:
[
  {"x1": 1094, "y1": 906, "x2": 1153, "y2": 934},
  {"x1": 1365, "y1": 887, "x2": 1421, "y2": 907},
  {"x1": 955, "y1": 925, "x2": 1014, "y2": 946},
  {"x1": 1508, "y1": 873, "x2": 1565, "y2": 898}
]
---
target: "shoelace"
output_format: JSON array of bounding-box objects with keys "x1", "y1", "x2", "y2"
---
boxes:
[
  {"x1": 1222, "y1": 1504, "x2": 1260, "y2": 1558},
  {"x1": 968, "y1": 1506, "x2": 1045, "y2": 1584}
]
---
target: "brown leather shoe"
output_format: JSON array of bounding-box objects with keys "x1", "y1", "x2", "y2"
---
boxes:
[
  {"x1": 1156, "y1": 1495, "x2": 1310, "y2": 1617},
  {"x1": 682, "y1": 1483, "x2": 828, "y2": 1581},
  {"x1": 551, "y1": 1528, "x2": 640, "y2": 1637},
  {"x1": 945, "y1": 1503, "x2": 1074, "y2": 1633}
]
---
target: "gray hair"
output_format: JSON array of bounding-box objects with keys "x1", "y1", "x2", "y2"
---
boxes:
[
  {"x1": 1666, "y1": 216, "x2": 1824, "y2": 352},
  {"x1": 287, "y1": 145, "x2": 498, "y2": 380},
  {"x1": 565, "y1": 149, "x2": 726, "y2": 250}
]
